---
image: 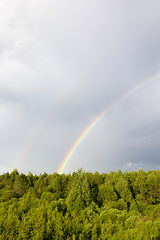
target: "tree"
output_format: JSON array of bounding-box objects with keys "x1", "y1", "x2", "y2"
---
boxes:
[
  {"x1": 115, "y1": 176, "x2": 133, "y2": 207},
  {"x1": 66, "y1": 169, "x2": 92, "y2": 213},
  {"x1": 97, "y1": 183, "x2": 118, "y2": 206}
]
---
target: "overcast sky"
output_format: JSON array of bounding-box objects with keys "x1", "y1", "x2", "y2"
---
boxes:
[{"x1": 0, "y1": 0, "x2": 160, "y2": 175}]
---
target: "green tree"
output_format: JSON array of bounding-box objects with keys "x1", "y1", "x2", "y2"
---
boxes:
[
  {"x1": 146, "y1": 171, "x2": 160, "y2": 204},
  {"x1": 115, "y1": 176, "x2": 133, "y2": 207},
  {"x1": 13, "y1": 174, "x2": 28, "y2": 197},
  {"x1": 1, "y1": 190, "x2": 17, "y2": 202},
  {"x1": 66, "y1": 169, "x2": 91, "y2": 213},
  {"x1": 98, "y1": 183, "x2": 118, "y2": 206}
]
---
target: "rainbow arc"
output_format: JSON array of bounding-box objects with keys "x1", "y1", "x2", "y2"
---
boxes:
[{"x1": 58, "y1": 72, "x2": 160, "y2": 174}]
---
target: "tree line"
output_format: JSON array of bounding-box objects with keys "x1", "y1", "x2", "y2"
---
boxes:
[{"x1": 0, "y1": 168, "x2": 160, "y2": 239}]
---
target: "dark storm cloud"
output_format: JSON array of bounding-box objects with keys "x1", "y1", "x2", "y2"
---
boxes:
[{"x1": 127, "y1": 119, "x2": 160, "y2": 140}]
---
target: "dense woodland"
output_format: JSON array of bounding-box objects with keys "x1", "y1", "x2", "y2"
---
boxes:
[{"x1": 0, "y1": 168, "x2": 160, "y2": 239}]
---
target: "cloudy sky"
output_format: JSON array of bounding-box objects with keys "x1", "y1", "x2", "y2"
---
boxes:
[{"x1": 0, "y1": 0, "x2": 160, "y2": 175}]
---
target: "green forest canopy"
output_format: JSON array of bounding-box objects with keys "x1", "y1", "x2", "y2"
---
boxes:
[{"x1": 0, "y1": 168, "x2": 160, "y2": 239}]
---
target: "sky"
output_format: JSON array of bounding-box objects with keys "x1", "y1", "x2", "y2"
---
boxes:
[{"x1": 0, "y1": 0, "x2": 160, "y2": 175}]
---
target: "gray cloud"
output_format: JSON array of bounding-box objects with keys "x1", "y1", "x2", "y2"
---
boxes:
[{"x1": 0, "y1": 0, "x2": 160, "y2": 175}]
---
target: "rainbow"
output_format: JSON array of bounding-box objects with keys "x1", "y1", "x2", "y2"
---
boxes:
[
  {"x1": 11, "y1": 44, "x2": 123, "y2": 172},
  {"x1": 13, "y1": 54, "x2": 114, "y2": 172},
  {"x1": 57, "y1": 71, "x2": 160, "y2": 174},
  {"x1": 12, "y1": 81, "x2": 76, "y2": 172}
]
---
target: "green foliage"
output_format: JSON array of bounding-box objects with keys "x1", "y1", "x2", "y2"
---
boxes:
[
  {"x1": 98, "y1": 183, "x2": 118, "y2": 206},
  {"x1": 0, "y1": 169, "x2": 160, "y2": 238},
  {"x1": 13, "y1": 174, "x2": 28, "y2": 197},
  {"x1": 66, "y1": 169, "x2": 92, "y2": 213},
  {"x1": 1, "y1": 190, "x2": 17, "y2": 202},
  {"x1": 115, "y1": 176, "x2": 133, "y2": 206}
]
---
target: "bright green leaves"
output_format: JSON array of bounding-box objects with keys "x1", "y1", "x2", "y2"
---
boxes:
[
  {"x1": 98, "y1": 183, "x2": 118, "y2": 206},
  {"x1": 0, "y1": 169, "x2": 160, "y2": 238},
  {"x1": 66, "y1": 170, "x2": 92, "y2": 213}
]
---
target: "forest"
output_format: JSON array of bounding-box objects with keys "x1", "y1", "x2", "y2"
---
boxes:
[{"x1": 0, "y1": 168, "x2": 160, "y2": 239}]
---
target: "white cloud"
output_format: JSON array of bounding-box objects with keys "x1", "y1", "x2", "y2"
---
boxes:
[{"x1": 127, "y1": 162, "x2": 138, "y2": 168}]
